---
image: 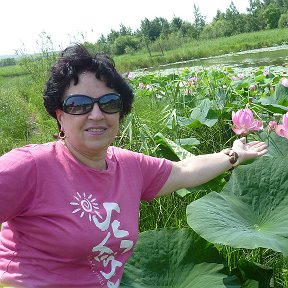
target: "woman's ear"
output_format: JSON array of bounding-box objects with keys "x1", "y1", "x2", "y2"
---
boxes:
[{"x1": 55, "y1": 109, "x2": 63, "y2": 126}]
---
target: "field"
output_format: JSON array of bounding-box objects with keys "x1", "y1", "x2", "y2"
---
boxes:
[{"x1": 1, "y1": 34, "x2": 288, "y2": 286}]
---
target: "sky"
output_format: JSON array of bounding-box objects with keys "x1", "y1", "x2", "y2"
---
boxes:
[{"x1": 0, "y1": 0, "x2": 250, "y2": 56}]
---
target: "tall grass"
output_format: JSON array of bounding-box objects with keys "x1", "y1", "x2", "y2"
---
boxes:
[
  {"x1": 0, "y1": 65, "x2": 27, "y2": 78},
  {"x1": 0, "y1": 64, "x2": 57, "y2": 154}
]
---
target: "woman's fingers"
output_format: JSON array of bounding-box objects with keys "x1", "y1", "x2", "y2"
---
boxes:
[{"x1": 247, "y1": 141, "x2": 267, "y2": 150}]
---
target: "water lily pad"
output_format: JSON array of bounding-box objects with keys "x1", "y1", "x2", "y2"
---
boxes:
[
  {"x1": 121, "y1": 228, "x2": 239, "y2": 288},
  {"x1": 187, "y1": 157, "x2": 288, "y2": 255}
]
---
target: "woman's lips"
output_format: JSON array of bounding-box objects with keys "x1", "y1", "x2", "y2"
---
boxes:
[{"x1": 85, "y1": 126, "x2": 107, "y2": 135}]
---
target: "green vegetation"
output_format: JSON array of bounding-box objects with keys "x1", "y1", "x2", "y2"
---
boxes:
[{"x1": 0, "y1": 64, "x2": 28, "y2": 77}]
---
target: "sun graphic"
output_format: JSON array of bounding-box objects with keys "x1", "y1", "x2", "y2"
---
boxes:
[{"x1": 70, "y1": 192, "x2": 102, "y2": 221}]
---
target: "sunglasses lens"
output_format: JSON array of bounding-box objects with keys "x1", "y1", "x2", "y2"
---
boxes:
[
  {"x1": 99, "y1": 94, "x2": 122, "y2": 114},
  {"x1": 63, "y1": 96, "x2": 93, "y2": 115},
  {"x1": 61, "y1": 93, "x2": 122, "y2": 115}
]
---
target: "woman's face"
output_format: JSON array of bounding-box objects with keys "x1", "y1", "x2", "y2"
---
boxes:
[{"x1": 56, "y1": 72, "x2": 120, "y2": 161}]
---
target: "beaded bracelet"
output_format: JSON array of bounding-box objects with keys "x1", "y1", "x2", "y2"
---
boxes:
[{"x1": 221, "y1": 148, "x2": 240, "y2": 168}]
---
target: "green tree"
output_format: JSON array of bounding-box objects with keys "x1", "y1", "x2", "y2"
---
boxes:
[
  {"x1": 213, "y1": 9, "x2": 225, "y2": 21},
  {"x1": 223, "y1": 2, "x2": 242, "y2": 35},
  {"x1": 111, "y1": 35, "x2": 140, "y2": 55},
  {"x1": 192, "y1": 4, "x2": 206, "y2": 39},
  {"x1": 274, "y1": 0, "x2": 288, "y2": 10},
  {"x1": 263, "y1": 2, "x2": 282, "y2": 28},
  {"x1": 0, "y1": 58, "x2": 16, "y2": 67},
  {"x1": 262, "y1": 0, "x2": 273, "y2": 6},
  {"x1": 119, "y1": 24, "x2": 133, "y2": 36},
  {"x1": 179, "y1": 21, "x2": 194, "y2": 37},
  {"x1": 140, "y1": 17, "x2": 169, "y2": 41},
  {"x1": 247, "y1": 0, "x2": 262, "y2": 13},
  {"x1": 200, "y1": 19, "x2": 227, "y2": 39},
  {"x1": 170, "y1": 17, "x2": 183, "y2": 33},
  {"x1": 92, "y1": 34, "x2": 111, "y2": 54},
  {"x1": 246, "y1": 0, "x2": 264, "y2": 31},
  {"x1": 106, "y1": 29, "x2": 120, "y2": 45},
  {"x1": 278, "y1": 12, "x2": 288, "y2": 27}
]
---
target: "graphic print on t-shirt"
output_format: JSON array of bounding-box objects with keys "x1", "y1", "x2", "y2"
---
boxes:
[
  {"x1": 70, "y1": 192, "x2": 102, "y2": 221},
  {"x1": 70, "y1": 192, "x2": 134, "y2": 287}
]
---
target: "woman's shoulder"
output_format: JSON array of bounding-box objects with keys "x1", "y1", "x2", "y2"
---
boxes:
[
  {"x1": 0, "y1": 142, "x2": 59, "y2": 163},
  {"x1": 108, "y1": 146, "x2": 166, "y2": 166},
  {"x1": 108, "y1": 146, "x2": 144, "y2": 160}
]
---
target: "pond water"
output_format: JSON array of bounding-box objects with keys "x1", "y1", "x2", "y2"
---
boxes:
[
  {"x1": 133, "y1": 45, "x2": 288, "y2": 76},
  {"x1": 166, "y1": 45, "x2": 288, "y2": 69}
]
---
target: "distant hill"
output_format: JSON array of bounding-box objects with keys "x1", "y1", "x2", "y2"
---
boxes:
[{"x1": 0, "y1": 54, "x2": 16, "y2": 59}]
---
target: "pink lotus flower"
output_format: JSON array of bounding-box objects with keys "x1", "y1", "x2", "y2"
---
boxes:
[
  {"x1": 280, "y1": 77, "x2": 288, "y2": 88},
  {"x1": 268, "y1": 120, "x2": 277, "y2": 133},
  {"x1": 188, "y1": 76, "x2": 198, "y2": 86},
  {"x1": 188, "y1": 76, "x2": 198, "y2": 82},
  {"x1": 237, "y1": 73, "x2": 244, "y2": 80},
  {"x1": 249, "y1": 84, "x2": 257, "y2": 91},
  {"x1": 138, "y1": 82, "x2": 145, "y2": 89},
  {"x1": 275, "y1": 112, "x2": 288, "y2": 138},
  {"x1": 232, "y1": 108, "x2": 263, "y2": 135}
]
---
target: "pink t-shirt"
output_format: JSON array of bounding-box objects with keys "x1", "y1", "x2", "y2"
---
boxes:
[{"x1": 0, "y1": 141, "x2": 172, "y2": 288}]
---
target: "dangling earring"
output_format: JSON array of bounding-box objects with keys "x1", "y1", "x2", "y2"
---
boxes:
[{"x1": 58, "y1": 130, "x2": 66, "y2": 140}]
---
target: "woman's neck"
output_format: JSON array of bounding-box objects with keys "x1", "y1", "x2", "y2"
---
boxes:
[{"x1": 61, "y1": 140, "x2": 108, "y2": 170}]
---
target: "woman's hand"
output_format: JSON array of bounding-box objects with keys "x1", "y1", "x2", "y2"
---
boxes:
[{"x1": 232, "y1": 137, "x2": 268, "y2": 164}]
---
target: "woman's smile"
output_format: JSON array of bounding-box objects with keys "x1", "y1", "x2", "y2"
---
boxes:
[{"x1": 84, "y1": 125, "x2": 107, "y2": 135}]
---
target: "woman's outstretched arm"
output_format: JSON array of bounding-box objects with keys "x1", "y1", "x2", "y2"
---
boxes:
[{"x1": 157, "y1": 138, "x2": 268, "y2": 197}]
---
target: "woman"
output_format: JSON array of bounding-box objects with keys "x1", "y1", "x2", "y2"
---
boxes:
[{"x1": 0, "y1": 44, "x2": 267, "y2": 288}]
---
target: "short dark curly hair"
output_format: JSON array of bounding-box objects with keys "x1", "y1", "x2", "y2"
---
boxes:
[{"x1": 43, "y1": 43, "x2": 134, "y2": 130}]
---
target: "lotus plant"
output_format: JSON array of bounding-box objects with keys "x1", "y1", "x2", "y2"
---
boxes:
[
  {"x1": 275, "y1": 112, "x2": 288, "y2": 138},
  {"x1": 268, "y1": 120, "x2": 277, "y2": 133},
  {"x1": 249, "y1": 84, "x2": 257, "y2": 91},
  {"x1": 188, "y1": 76, "x2": 198, "y2": 84},
  {"x1": 232, "y1": 108, "x2": 263, "y2": 136},
  {"x1": 280, "y1": 77, "x2": 288, "y2": 88},
  {"x1": 237, "y1": 72, "x2": 244, "y2": 80}
]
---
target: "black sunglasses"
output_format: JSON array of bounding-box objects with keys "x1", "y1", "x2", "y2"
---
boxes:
[{"x1": 59, "y1": 93, "x2": 123, "y2": 115}]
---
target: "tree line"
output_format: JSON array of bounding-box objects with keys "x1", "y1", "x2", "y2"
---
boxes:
[
  {"x1": 84, "y1": 0, "x2": 288, "y2": 56},
  {"x1": 0, "y1": 57, "x2": 16, "y2": 67}
]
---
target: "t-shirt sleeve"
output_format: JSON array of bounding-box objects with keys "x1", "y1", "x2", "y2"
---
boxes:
[
  {"x1": 0, "y1": 147, "x2": 36, "y2": 222},
  {"x1": 128, "y1": 151, "x2": 172, "y2": 202}
]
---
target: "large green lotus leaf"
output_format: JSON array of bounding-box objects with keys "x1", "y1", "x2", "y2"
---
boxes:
[
  {"x1": 189, "y1": 99, "x2": 218, "y2": 128},
  {"x1": 120, "y1": 228, "x2": 240, "y2": 288},
  {"x1": 187, "y1": 156, "x2": 288, "y2": 255},
  {"x1": 154, "y1": 132, "x2": 194, "y2": 161},
  {"x1": 249, "y1": 131, "x2": 288, "y2": 157},
  {"x1": 259, "y1": 131, "x2": 288, "y2": 157},
  {"x1": 256, "y1": 83, "x2": 288, "y2": 114}
]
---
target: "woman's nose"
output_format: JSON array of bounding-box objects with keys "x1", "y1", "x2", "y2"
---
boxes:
[{"x1": 88, "y1": 103, "x2": 105, "y2": 120}]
